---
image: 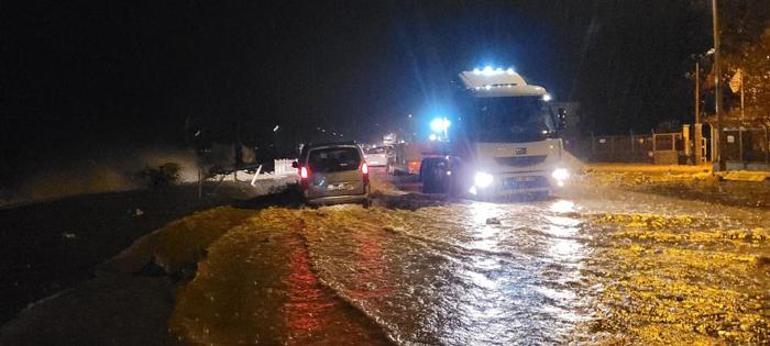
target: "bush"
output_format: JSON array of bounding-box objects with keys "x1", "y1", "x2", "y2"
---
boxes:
[{"x1": 136, "y1": 162, "x2": 181, "y2": 189}]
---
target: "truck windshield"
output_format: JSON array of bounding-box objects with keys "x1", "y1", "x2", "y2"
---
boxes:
[{"x1": 466, "y1": 96, "x2": 555, "y2": 143}]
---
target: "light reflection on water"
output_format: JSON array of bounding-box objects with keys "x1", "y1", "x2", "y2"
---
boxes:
[
  {"x1": 542, "y1": 199, "x2": 589, "y2": 327},
  {"x1": 468, "y1": 201, "x2": 504, "y2": 225},
  {"x1": 549, "y1": 199, "x2": 576, "y2": 214},
  {"x1": 301, "y1": 199, "x2": 594, "y2": 345}
]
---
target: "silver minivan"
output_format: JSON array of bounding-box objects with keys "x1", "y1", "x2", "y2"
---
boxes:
[{"x1": 294, "y1": 142, "x2": 370, "y2": 206}]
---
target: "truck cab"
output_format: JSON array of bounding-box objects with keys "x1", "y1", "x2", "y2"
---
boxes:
[{"x1": 420, "y1": 67, "x2": 569, "y2": 199}]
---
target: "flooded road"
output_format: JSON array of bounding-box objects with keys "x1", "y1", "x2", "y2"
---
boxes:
[{"x1": 167, "y1": 174, "x2": 770, "y2": 345}]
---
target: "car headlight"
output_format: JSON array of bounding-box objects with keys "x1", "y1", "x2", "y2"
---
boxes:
[
  {"x1": 551, "y1": 168, "x2": 570, "y2": 181},
  {"x1": 474, "y1": 172, "x2": 494, "y2": 188}
]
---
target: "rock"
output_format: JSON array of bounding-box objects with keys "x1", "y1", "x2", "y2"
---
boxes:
[{"x1": 486, "y1": 217, "x2": 501, "y2": 225}]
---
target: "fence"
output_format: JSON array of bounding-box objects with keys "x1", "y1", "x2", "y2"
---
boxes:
[
  {"x1": 572, "y1": 132, "x2": 685, "y2": 164},
  {"x1": 723, "y1": 126, "x2": 770, "y2": 165},
  {"x1": 273, "y1": 158, "x2": 297, "y2": 176},
  {"x1": 583, "y1": 134, "x2": 654, "y2": 163},
  {"x1": 570, "y1": 124, "x2": 770, "y2": 167},
  {"x1": 652, "y1": 133, "x2": 684, "y2": 164}
]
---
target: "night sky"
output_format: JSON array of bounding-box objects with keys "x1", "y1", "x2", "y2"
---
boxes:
[{"x1": 1, "y1": 0, "x2": 712, "y2": 175}]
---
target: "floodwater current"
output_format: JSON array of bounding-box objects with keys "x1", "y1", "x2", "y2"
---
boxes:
[{"x1": 167, "y1": 193, "x2": 769, "y2": 345}]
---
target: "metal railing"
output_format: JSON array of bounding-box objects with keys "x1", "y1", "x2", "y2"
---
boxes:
[
  {"x1": 575, "y1": 132, "x2": 685, "y2": 164},
  {"x1": 585, "y1": 134, "x2": 654, "y2": 163}
]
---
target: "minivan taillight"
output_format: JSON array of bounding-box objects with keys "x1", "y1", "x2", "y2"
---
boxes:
[
  {"x1": 300, "y1": 166, "x2": 309, "y2": 179},
  {"x1": 361, "y1": 162, "x2": 369, "y2": 184}
]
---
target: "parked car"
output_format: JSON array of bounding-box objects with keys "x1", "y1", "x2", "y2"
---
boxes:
[
  {"x1": 293, "y1": 142, "x2": 370, "y2": 206},
  {"x1": 364, "y1": 145, "x2": 389, "y2": 167}
]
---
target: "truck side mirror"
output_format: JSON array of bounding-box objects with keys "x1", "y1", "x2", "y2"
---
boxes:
[
  {"x1": 291, "y1": 161, "x2": 298, "y2": 168},
  {"x1": 557, "y1": 108, "x2": 567, "y2": 130}
]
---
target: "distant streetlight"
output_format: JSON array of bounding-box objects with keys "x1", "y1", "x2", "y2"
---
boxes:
[
  {"x1": 430, "y1": 117, "x2": 451, "y2": 141},
  {"x1": 430, "y1": 117, "x2": 451, "y2": 133}
]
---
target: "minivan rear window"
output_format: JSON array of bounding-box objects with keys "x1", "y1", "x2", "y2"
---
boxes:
[{"x1": 308, "y1": 147, "x2": 361, "y2": 173}]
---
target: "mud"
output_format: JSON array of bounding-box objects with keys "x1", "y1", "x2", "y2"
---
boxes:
[{"x1": 164, "y1": 192, "x2": 769, "y2": 344}]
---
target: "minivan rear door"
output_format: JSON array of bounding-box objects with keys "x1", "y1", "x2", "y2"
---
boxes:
[{"x1": 305, "y1": 146, "x2": 365, "y2": 198}]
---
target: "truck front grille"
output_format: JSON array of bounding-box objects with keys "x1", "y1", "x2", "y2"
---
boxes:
[
  {"x1": 502, "y1": 176, "x2": 549, "y2": 190},
  {"x1": 494, "y1": 155, "x2": 547, "y2": 167}
]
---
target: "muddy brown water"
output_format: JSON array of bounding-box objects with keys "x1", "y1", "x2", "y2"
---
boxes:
[{"x1": 166, "y1": 193, "x2": 769, "y2": 345}]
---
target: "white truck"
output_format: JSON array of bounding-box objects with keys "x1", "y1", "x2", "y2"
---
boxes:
[{"x1": 419, "y1": 67, "x2": 569, "y2": 199}]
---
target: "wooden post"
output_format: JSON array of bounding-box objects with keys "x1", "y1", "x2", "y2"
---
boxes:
[
  {"x1": 738, "y1": 72, "x2": 745, "y2": 167},
  {"x1": 695, "y1": 61, "x2": 700, "y2": 124},
  {"x1": 694, "y1": 123, "x2": 704, "y2": 164},
  {"x1": 764, "y1": 125, "x2": 769, "y2": 164},
  {"x1": 197, "y1": 167, "x2": 203, "y2": 199},
  {"x1": 683, "y1": 124, "x2": 691, "y2": 163},
  {"x1": 738, "y1": 126, "x2": 744, "y2": 166}
]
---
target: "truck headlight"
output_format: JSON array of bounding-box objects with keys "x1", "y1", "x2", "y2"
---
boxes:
[
  {"x1": 551, "y1": 168, "x2": 570, "y2": 181},
  {"x1": 474, "y1": 172, "x2": 494, "y2": 188}
]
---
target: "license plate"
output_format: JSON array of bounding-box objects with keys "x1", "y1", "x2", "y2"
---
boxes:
[
  {"x1": 514, "y1": 147, "x2": 527, "y2": 155},
  {"x1": 513, "y1": 176, "x2": 536, "y2": 182},
  {"x1": 327, "y1": 182, "x2": 350, "y2": 191}
]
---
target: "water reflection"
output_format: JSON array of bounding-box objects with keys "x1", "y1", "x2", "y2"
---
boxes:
[
  {"x1": 285, "y1": 235, "x2": 330, "y2": 339},
  {"x1": 549, "y1": 199, "x2": 576, "y2": 214},
  {"x1": 542, "y1": 199, "x2": 590, "y2": 328},
  {"x1": 297, "y1": 200, "x2": 595, "y2": 344},
  {"x1": 467, "y1": 202, "x2": 504, "y2": 252}
]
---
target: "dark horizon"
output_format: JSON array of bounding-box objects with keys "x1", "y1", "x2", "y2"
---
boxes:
[{"x1": 1, "y1": 0, "x2": 712, "y2": 178}]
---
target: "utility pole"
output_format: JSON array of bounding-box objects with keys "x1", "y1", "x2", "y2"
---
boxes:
[
  {"x1": 694, "y1": 60, "x2": 703, "y2": 164},
  {"x1": 713, "y1": 0, "x2": 726, "y2": 171},
  {"x1": 694, "y1": 61, "x2": 700, "y2": 124},
  {"x1": 738, "y1": 71, "x2": 745, "y2": 166}
]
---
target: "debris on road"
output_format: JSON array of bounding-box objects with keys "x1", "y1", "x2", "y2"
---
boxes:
[{"x1": 718, "y1": 170, "x2": 770, "y2": 182}]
